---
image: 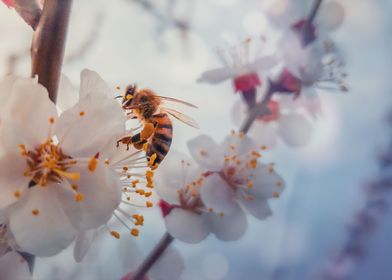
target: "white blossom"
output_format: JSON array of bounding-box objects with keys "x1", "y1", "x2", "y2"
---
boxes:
[
  {"x1": 0, "y1": 71, "x2": 127, "y2": 258},
  {"x1": 197, "y1": 37, "x2": 277, "y2": 92},
  {"x1": 231, "y1": 98, "x2": 313, "y2": 148},
  {"x1": 155, "y1": 151, "x2": 247, "y2": 243},
  {"x1": 188, "y1": 133, "x2": 285, "y2": 220}
]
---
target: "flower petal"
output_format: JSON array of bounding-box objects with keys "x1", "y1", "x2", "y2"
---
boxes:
[
  {"x1": 187, "y1": 135, "x2": 224, "y2": 171},
  {"x1": 0, "y1": 75, "x2": 17, "y2": 116},
  {"x1": 58, "y1": 162, "x2": 121, "y2": 231},
  {"x1": 209, "y1": 205, "x2": 247, "y2": 241},
  {"x1": 9, "y1": 186, "x2": 76, "y2": 257},
  {"x1": 73, "y1": 229, "x2": 99, "y2": 263},
  {"x1": 57, "y1": 74, "x2": 78, "y2": 112},
  {"x1": 1, "y1": 79, "x2": 57, "y2": 152},
  {"x1": 222, "y1": 133, "x2": 257, "y2": 157},
  {"x1": 248, "y1": 55, "x2": 279, "y2": 72},
  {"x1": 277, "y1": 113, "x2": 313, "y2": 147},
  {"x1": 317, "y1": 1, "x2": 345, "y2": 32},
  {"x1": 248, "y1": 164, "x2": 285, "y2": 199},
  {"x1": 0, "y1": 251, "x2": 32, "y2": 280},
  {"x1": 56, "y1": 93, "x2": 125, "y2": 158},
  {"x1": 155, "y1": 150, "x2": 201, "y2": 204},
  {"x1": 79, "y1": 69, "x2": 113, "y2": 98},
  {"x1": 0, "y1": 153, "x2": 30, "y2": 208},
  {"x1": 249, "y1": 122, "x2": 278, "y2": 148},
  {"x1": 240, "y1": 196, "x2": 272, "y2": 220},
  {"x1": 197, "y1": 67, "x2": 237, "y2": 84},
  {"x1": 165, "y1": 208, "x2": 209, "y2": 244},
  {"x1": 201, "y1": 173, "x2": 238, "y2": 214}
]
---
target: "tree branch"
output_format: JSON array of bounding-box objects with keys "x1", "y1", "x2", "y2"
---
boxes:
[
  {"x1": 133, "y1": 232, "x2": 174, "y2": 280},
  {"x1": 31, "y1": 0, "x2": 73, "y2": 103}
]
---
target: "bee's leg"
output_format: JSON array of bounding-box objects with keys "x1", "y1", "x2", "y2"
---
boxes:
[{"x1": 134, "y1": 139, "x2": 147, "y2": 150}]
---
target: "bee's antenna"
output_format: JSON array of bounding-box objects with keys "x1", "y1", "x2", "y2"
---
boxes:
[{"x1": 115, "y1": 95, "x2": 123, "y2": 99}]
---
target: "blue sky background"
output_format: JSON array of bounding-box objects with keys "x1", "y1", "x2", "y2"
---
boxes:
[{"x1": 0, "y1": 0, "x2": 391, "y2": 279}]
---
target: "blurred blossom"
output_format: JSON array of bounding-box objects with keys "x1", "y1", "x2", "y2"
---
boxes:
[
  {"x1": 197, "y1": 37, "x2": 277, "y2": 108},
  {"x1": 232, "y1": 97, "x2": 313, "y2": 148},
  {"x1": 155, "y1": 150, "x2": 247, "y2": 243},
  {"x1": 188, "y1": 133, "x2": 285, "y2": 220}
]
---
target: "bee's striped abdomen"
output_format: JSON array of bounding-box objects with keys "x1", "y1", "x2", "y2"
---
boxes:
[{"x1": 147, "y1": 113, "x2": 173, "y2": 165}]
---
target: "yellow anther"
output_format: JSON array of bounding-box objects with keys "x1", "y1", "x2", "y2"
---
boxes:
[
  {"x1": 208, "y1": 208, "x2": 213, "y2": 212},
  {"x1": 49, "y1": 117, "x2": 55, "y2": 124},
  {"x1": 276, "y1": 181, "x2": 282, "y2": 188},
  {"x1": 71, "y1": 184, "x2": 78, "y2": 191},
  {"x1": 247, "y1": 180, "x2": 254, "y2": 189},
  {"x1": 273, "y1": 192, "x2": 280, "y2": 198},
  {"x1": 75, "y1": 192, "x2": 84, "y2": 202},
  {"x1": 219, "y1": 212, "x2": 224, "y2": 217},
  {"x1": 130, "y1": 228, "x2": 139, "y2": 237},
  {"x1": 116, "y1": 85, "x2": 121, "y2": 90},
  {"x1": 79, "y1": 111, "x2": 85, "y2": 116},
  {"x1": 104, "y1": 159, "x2": 110, "y2": 165},
  {"x1": 132, "y1": 214, "x2": 144, "y2": 226},
  {"x1": 123, "y1": 166, "x2": 128, "y2": 171},
  {"x1": 247, "y1": 195, "x2": 254, "y2": 201},
  {"x1": 32, "y1": 209, "x2": 40, "y2": 216},
  {"x1": 13, "y1": 191, "x2": 21, "y2": 199},
  {"x1": 146, "y1": 201, "x2": 153, "y2": 208},
  {"x1": 110, "y1": 231, "x2": 121, "y2": 239},
  {"x1": 248, "y1": 159, "x2": 258, "y2": 169},
  {"x1": 251, "y1": 150, "x2": 261, "y2": 158},
  {"x1": 261, "y1": 145, "x2": 268, "y2": 150},
  {"x1": 239, "y1": 132, "x2": 245, "y2": 139},
  {"x1": 199, "y1": 149, "x2": 208, "y2": 157},
  {"x1": 136, "y1": 189, "x2": 145, "y2": 195},
  {"x1": 88, "y1": 157, "x2": 98, "y2": 172},
  {"x1": 144, "y1": 192, "x2": 152, "y2": 197},
  {"x1": 131, "y1": 179, "x2": 140, "y2": 187}
]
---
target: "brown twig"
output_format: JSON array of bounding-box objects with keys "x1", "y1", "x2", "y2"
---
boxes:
[
  {"x1": 31, "y1": 0, "x2": 73, "y2": 103},
  {"x1": 133, "y1": 232, "x2": 174, "y2": 280}
]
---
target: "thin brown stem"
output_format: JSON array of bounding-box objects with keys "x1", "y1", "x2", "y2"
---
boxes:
[
  {"x1": 302, "y1": 0, "x2": 323, "y2": 46},
  {"x1": 240, "y1": 84, "x2": 275, "y2": 134},
  {"x1": 31, "y1": 0, "x2": 73, "y2": 103},
  {"x1": 133, "y1": 232, "x2": 174, "y2": 280}
]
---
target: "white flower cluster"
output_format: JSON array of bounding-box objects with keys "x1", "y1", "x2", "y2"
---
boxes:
[
  {"x1": 198, "y1": 0, "x2": 347, "y2": 149},
  {"x1": 155, "y1": 132, "x2": 285, "y2": 243},
  {"x1": 0, "y1": 70, "x2": 156, "y2": 269}
]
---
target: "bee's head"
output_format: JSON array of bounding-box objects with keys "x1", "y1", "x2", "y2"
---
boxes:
[{"x1": 121, "y1": 84, "x2": 137, "y2": 107}]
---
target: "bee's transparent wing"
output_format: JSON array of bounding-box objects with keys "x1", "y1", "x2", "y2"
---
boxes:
[
  {"x1": 161, "y1": 107, "x2": 199, "y2": 129},
  {"x1": 158, "y1": 96, "x2": 198, "y2": 108}
]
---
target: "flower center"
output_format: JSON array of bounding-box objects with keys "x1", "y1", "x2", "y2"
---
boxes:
[
  {"x1": 178, "y1": 178, "x2": 204, "y2": 213},
  {"x1": 220, "y1": 146, "x2": 263, "y2": 192},
  {"x1": 20, "y1": 140, "x2": 80, "y2": 186}
]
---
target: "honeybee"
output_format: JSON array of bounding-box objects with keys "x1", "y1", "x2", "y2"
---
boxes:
[{"x1": 117, "y1": 84, "x2": 198, "y2": 165}]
